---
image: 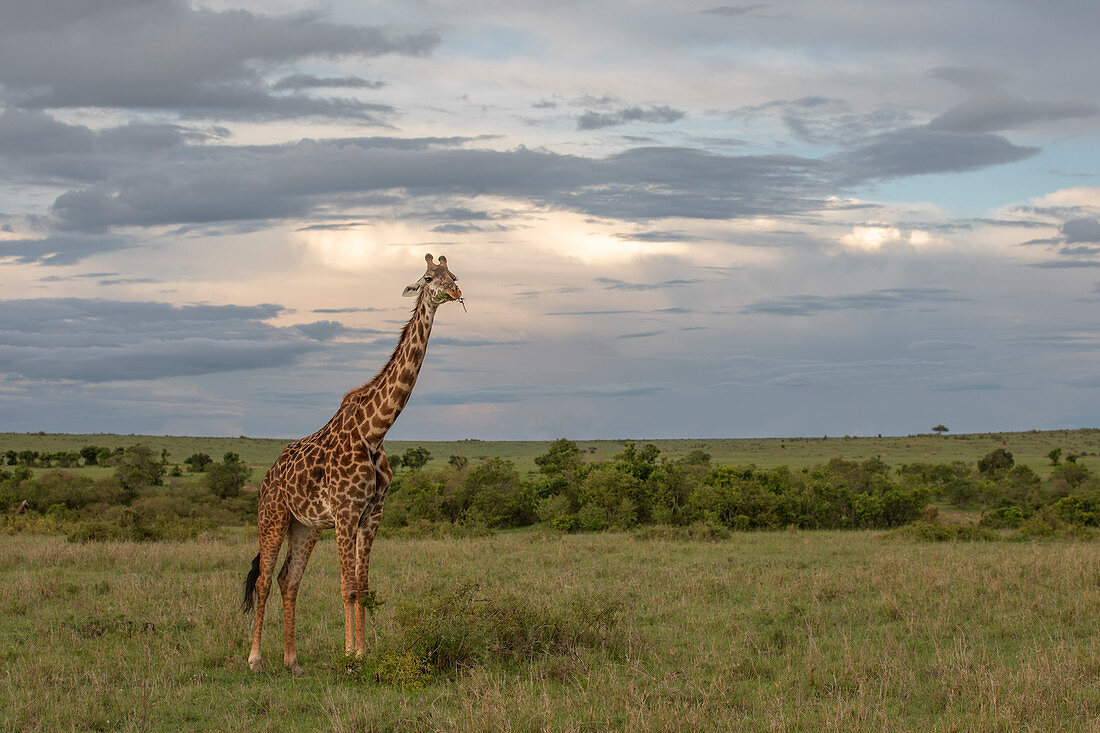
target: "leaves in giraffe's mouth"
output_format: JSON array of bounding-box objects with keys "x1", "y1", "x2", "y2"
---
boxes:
[{"x1": 432, "y1": 291, "x2": 467, "y2": 312}]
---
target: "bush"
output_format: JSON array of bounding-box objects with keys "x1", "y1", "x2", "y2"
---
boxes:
[
  {"x1": 978, "y1": 448, "x2": 1014, "y2": 477},
  {"x1": 981, "y1": 506, "x2": 1027, "y2": 529},
  {"x1": 400, "y1": 446, "x2": 431, "y2": 471},
  {"x1": 183, "y1": 453, "x2": 214, "y2": 472},
  {"x1": 115, "y1": 445, "x2": 165, "y2": 495},
  {"x1": 392, "y1": 582, "x2": 627, "y2": 675},
  {"x1": 464, "y1": 458, "x2": 533, "y2": 528},
  {"x1": 203, "y1": 453, "x2": 251, "y2": 498}
]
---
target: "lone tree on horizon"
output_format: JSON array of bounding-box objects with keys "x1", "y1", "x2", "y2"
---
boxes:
[{"x1": 932, "y1": 424, "x2": 949, "y2": 436}]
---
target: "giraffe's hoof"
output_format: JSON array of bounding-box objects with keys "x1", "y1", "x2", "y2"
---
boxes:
[
  {"x1": 249, "y1": 658, "x2": 263, "y2": 674},
  {"x1": 289, "y1": 662, "x2": 305, "y2": 677}
]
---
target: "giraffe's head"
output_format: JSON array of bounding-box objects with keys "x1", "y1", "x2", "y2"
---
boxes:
[{"x1": 402, "y1": 253, "x2": 462, "y2": 307}]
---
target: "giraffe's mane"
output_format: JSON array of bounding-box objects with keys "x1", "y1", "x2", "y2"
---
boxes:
[{"x1": 340, "y1": 293, "x2": 425, "y2": 404}]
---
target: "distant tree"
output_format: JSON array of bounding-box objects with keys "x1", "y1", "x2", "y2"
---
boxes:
[
  {"x1": 932, "y1": 425, "x2": 949, "y2": 436},
  {"x1": 682, "y1": 449, "x2": 712, "y2": 466},
  {"x1": 204, "y1": 453, "x2": 251, "y2": 498},
  {"x1": 115, "y1": 444, "x2": 166, "y2": 496},
  {"x1": 54, "y1": 451, "x2": 80, "y2": 468},
  {"x1": 977, "y1": 448, "x2": 1014, "y2": 477},
  {"x1": 17, "y1": 450, "x2": 39, "y2": 467},
  {"x1": 534, "y1": 438, "x2": 584, "y2": 476},
  {"x1": 400, "y1": 446, "x2": 431, "y2": 471},
  {"x1": 1048, "y1": 448, "x2": 1062, "y2": 466},
  {"x1": 4, "y1": 450, "x2": 16, "y2": 466},
  {"x1": 183, "y1": 453, "x2": 214, "y2": 472},
  {"x1": 1066, "y1": 454, "x2": 1079, "y2": 464},
  {"x1": 613, "y1": 442, "x2": 661, "y2": 481},
  {"x1": 79, "y1": 446, "x2": 101, "y2": 466},
  {"x1": 448, "y1": 454, "x2": 469, "y2": 470}
]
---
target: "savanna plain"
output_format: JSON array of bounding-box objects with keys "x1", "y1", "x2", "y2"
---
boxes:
[{"x1": 2, "y1": 430, "x2": 1100, "y2": 731}]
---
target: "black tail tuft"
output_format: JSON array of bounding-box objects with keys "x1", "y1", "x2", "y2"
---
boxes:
[{"x1": 242, "y1": 553, "x2": 260, "y2": 613}]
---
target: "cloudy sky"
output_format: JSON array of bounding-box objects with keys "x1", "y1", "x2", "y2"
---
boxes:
[{"x1": 1, "y1": 0, "x2": 1098, "y2": 440}]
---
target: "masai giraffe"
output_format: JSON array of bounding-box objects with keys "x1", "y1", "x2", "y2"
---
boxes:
[{"x1": 242, "y1": 253, "x2": 462, "y2": 675}]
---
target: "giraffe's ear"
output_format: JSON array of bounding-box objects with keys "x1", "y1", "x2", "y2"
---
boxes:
[{"x1": 402, "y1": 281, "x2": 422, "y2": 297}]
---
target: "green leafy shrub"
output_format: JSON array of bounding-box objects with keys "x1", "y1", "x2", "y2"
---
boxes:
[
  {"x1": 981, "y1": 506, "x2": 1027, "y2": 529},
  {"x1": 393, "y1": 582, "x2": 627, "y2": 675},
  {"x1": 203, "y1": 453, "x2": 251, "y2": 498}
]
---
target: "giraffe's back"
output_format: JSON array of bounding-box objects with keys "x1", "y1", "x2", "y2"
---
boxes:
[{"x1": 261, "y1": 428, "x2": 380, "y2": 530}]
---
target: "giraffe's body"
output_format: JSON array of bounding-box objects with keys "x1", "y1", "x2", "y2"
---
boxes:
[{"x1": 243, "y1": 254, "x2": 461, "y2": 675}]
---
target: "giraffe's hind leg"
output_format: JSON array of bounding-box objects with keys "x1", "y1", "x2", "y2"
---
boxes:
[
  {"x1": 247, "y1": 499, "x2": 289, "y2": 673},
  {"x1": 277, "y1": 519, "x2": 322, "y2": 676}
]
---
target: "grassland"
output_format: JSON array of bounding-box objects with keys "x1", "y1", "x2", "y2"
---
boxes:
[
  {"x1": 3, "y1": 428, "x2": 1097, "y2": 479},
  {"x1": 3, "y1": 528, "x2": 1100, "y2": 731}
]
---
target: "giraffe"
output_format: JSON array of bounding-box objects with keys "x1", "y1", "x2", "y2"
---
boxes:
[{"x1": 241, "y1": 253, "x2": 462, "y2": 675}]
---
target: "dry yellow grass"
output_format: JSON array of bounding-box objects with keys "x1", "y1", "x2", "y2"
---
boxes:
[{"x1": 2, "y1": 529, "x2": 1099, "y2": 731}]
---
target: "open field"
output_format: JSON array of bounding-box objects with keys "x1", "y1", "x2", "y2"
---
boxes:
[
  {"x1": 2, "y1": 428, "x2": 1097, "y2": 478},
  {"x1": 3, "y1": 529, "x2": 1100, "y2": 731}
]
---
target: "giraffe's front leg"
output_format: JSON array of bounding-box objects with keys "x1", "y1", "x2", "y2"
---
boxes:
[
  {"x1": 354, "y1": 451, "x2": 391, "y2": 655},
  {"x1": 334, "y1": 511, "x2": 360, "y2": 656},
  {"x1": 353, "y1": 496, "x2": 385, "y2": 655}
]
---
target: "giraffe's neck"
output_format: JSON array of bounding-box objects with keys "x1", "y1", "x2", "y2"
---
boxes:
[{"x1": 350, "y1": 294, "x2": 438, "y2": 444}]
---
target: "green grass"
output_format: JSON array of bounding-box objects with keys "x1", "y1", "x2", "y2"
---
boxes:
[
  {"x1": 3, "y1": 528, "x2": 1100, "y2": 730},
  {"x1": 2, "y1": 428, "x2": 1098, "y2": 478}
]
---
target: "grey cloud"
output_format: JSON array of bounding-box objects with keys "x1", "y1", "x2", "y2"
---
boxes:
[
  {"x1": 430, "y1": 223, "x2": 510, "y2": 234},
  {"x1": 1029, "y1": 260, "x2": 1100, "y2": 269},
  {"x1": 47, "y1": 141, "x2": 830, "y2": 232},
  {"x1": 1062, "y1": 218, "x2": 1100, "y2": 244},
  {"x1": 0, "y1": 339, "x2": 314, "y2": 382},
  {"x1": 838, "y1": 127, "x2": 1038, "y2": 182},
  {"x1": 927, "y1": 66, "x2": 1012, "y2": 91},
  {"x1": 272, "y1": 74, "x2": 384, "y2": 91},
  {"x1": 431, "y1": 336, "x2": 528, "y2": 348},
  {"x1": 312, "y1": 306, "x2": 384, "y2": 314},
  {"x1": 617, "y1": 331, "x2": 663, "y2": 339},
  {"x1": 0, "y1": 108, "x2": 94, "y2": 156},
  {"x1": 417, "y1": 382, "x2": 667, "y2": 405},
  {"x1": 613, "y1": 230, "x2": 701, "y2": 242},
  {"x1": 1060, "y1": 245, "x2": 1100, "y2": 257},
  {"x1": 0, "y1": 234, "x2": 133, "y2": 265},
  {"x1": 97, "y1": 277, "x2": 159, "y2": 286},
  {"x1": 577, "y1": 106, "x2": 685, "y2": 130},
  {"x1": 0, "y1": 297, "x2": 324, "y2": 382},
  {"x1": 724, "y1": 97, "x2": 912, "y2": 145},
  {"x1": 0, "y1": 0, "x2": 437, "y2": 120},
  {"x1": 929, "y1": 376, "x2": 1010, "y2": 392},
  {"x1": 296, "y1": 320, "x2": 347, "y2": 341},
  {"x1": 929, "y1": 94, "x2": 1097, "y2": 133},
  {"x1": 0, "y1": 109, "x2": 229, "y2": 185},
  {"x1": 546, "y1": 309, "x2": 652, "y2": 316},
  {"x1": 701, "y1": 5, "x2": 769, "y2": 17},
  {"x1": 741, "y1": 288, "x2": 969, "y2": 316},
  {"x1": 595, "y1": 277, "x2": 703, "y2": 291},
  {"x1": 783, "y1": 107, "x2": 914, "y2": 145}
]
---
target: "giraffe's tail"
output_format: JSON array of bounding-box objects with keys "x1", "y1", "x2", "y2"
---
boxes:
[{"x1": 241, "y1": 553, "x2": 261, "y2": 613}]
